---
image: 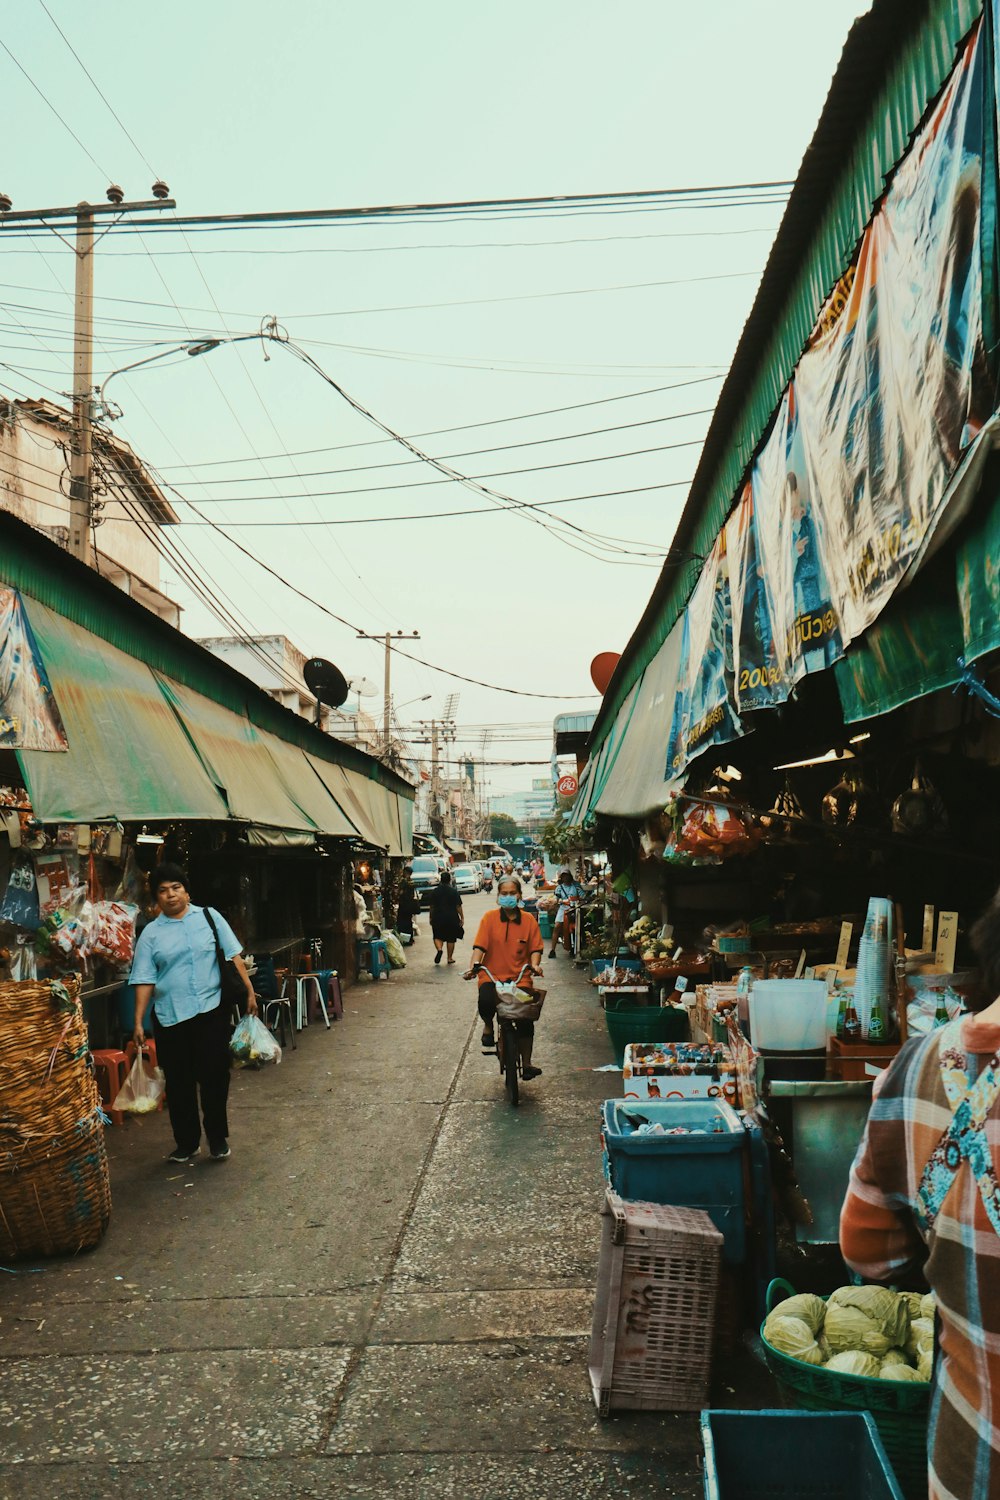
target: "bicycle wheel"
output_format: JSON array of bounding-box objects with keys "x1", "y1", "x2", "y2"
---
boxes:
[{"x1": 502, "y1": 1025, "x2": 519, "y2": 1107}]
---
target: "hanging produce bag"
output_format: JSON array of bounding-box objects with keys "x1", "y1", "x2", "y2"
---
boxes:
[
  {"x1": 230, "y1": 1013, "x2": 282, "y2": 1068},
  {"x1": 112, "y1": 1050, "x2": 165, "y2": 1114}
]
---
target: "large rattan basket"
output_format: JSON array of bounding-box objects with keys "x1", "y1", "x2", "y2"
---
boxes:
[{"x1": 0, "y1": 978, "x2": 111, "y2": 1259}]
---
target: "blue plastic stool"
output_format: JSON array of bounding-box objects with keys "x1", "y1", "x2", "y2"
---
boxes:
[{"x1": 356, "y1": 938, "x2": 390, "y2": 980}]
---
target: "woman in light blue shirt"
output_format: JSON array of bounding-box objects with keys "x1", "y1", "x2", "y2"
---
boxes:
[{"x1": 129, "y1": 863, "x2": 256, "y2": 1164}]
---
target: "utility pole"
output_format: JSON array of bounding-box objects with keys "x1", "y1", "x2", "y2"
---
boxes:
[
  {"x1": 356, "y1": 629, "x2": 420, "y2": 761},
  {"x1": 0, "y1": 187, "x2": 176, "y2": 564}
]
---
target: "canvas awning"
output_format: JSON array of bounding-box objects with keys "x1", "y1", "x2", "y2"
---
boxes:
[
  {"x1": 17, "y1": 601, "x2": 230, "y2": 823},
  {"x1": 593, "y1": 623, "x2": 684, "y2": 818}
]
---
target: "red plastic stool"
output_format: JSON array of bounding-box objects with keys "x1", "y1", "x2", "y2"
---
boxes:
[{"x1": 91, "y1": 1049, "x2": 128, "y2": 1127}]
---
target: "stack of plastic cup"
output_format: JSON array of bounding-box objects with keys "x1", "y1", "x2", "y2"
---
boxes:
[{"x1": 853, "y1": 896, "x2": 892, "y2": 1037}]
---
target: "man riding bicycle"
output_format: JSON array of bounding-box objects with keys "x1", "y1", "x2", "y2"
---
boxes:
[{"x1": 466, "y1": 874, "x2": 544, "y2": 1080}]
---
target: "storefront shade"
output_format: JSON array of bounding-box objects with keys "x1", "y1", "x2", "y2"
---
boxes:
[
  {"x1": 596, "y1": 623, "x2": 685, "y2": 818},
  {"x1": 396, "y1": 792, "x2": 414, "y2": 856},
  {"x1": 153, "y1": 674, "x2": 318, "y2": 831},
  {"x1": 255, "y1": 733, "x2": 359, "y2": 837},
  {"x1": 16, "y1": 601, "x2": 230, "y2": 822},
  {"x1": 301, "y1": 757, "x2": 374, "y2": 845}
]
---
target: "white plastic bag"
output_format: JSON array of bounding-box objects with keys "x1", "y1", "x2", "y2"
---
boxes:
[
  {"x1": 230, "y1": 1013, "x2": 282, "y2": 1068},
  {"x1": 112, "y1": 1050, "x2": 165, "y2": 1114},
  {"x1": 384, "y1": 930, "x2": 407, "y2": 969}
]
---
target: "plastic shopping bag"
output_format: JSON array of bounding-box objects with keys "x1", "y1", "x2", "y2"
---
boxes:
[
  {"x1": 230, "y1": 1013, "x2": 282, "y2": 1068},
  {"x1": 384, "y1": 930, "x2": 407, "y2": 969},
  {"x1": 112, "y1": 1050, "x2": 165, "y2": 1114}
]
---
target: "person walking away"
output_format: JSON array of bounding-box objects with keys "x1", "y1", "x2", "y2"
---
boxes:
[
  {"x1": 428, "y1": 870, "x2": 464, "y2": 965},
  {"x1": 395, "y1": 873, "x2": 419, "y2": 943},
  {"x1": 840, "y1": 884, "x2": 1000, "y2": 1500},
  {"x1": 549, "y1": 868, "x2": 585, "y2": 958},
  {"x1": 467, "y1": 875, "x2": 544, "y2": 1079},
  {"x1": 129, "y1": 863, "x2": 256, "y2": 1164}
]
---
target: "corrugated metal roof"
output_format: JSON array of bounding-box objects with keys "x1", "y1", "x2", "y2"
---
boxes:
[{"x1": 589, "y1": 0, "x2": 982, "y2": 759}]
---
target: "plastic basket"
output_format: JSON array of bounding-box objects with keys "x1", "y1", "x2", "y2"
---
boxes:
[
  {"x1": 700, "y1": 1410, "x2": 905, "y2": 1500},
  {"x1": 605, "y1": 1002, "x2": 690, "y2": 1065},
  {"x1": 538, "y1": 913, "x2": 553, "y2": 939},
  {"x1": 760, "y1": 1279, "x2": 929, "y2": 1500},
  {"x1": 589, "y1": 1190, "x2": 722, "y2": 1414}
]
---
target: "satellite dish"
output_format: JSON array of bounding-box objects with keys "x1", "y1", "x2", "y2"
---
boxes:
[
  {"x1": 303, "y1": 657, "x2": 349, "y2": 709},
  {"x1": 590, "y1": 652, "x2": 621, "y2": 695},
  {"x1": 349, "y1": 676, "x2": 378, "y2": 699}
]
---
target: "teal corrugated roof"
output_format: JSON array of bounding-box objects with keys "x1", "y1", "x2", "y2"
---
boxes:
[{"x1": 589, "y1": 0, "x2": 982, "y2": 760}]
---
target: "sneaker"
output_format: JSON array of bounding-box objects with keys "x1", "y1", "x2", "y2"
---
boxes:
[
  {"x1": 521, "y1": 1066, "x2": 543, "y2": 1081},
  {"x1": 166, "y1": 1148, "x2": 197, "y2": 1164},
  {"x1": 481, "y1": 1030, "x2": 496, "y2": 1052},
  {"x1": 208, "y1": 1141, "x2": 231, "y2": 1161}
]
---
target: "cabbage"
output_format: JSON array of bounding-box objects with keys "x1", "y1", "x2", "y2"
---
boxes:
[
  {"x1": 880, "y1": 1348, "x2": 909, "y2": 1367},
  {"x1": 824, "y1": 1350, "x2": 881, "y2": 1378},
  {"x1": 905, "y1": 1316, "x2": 935, "y2": 1362},
  {"x1": 898, "y1": 1292, "x2": 924, "y2": 1322},
  {"x1": 764, "y1": 1314, "x2": 825, "y2": 1365},
  {"x1": 824, "y1": 1287, "x2": 909, "y2": 1356},
  {"x1": 917, "y1": 1350, "x2": 934, "y2": 1381},
  {"x1": 767, "y1": 1293, "x2": 826, "y2": 1336},
  {"x1": 879, "y1": 1363, "x2": 927, "y2": 1382},
  {"x1": 920, "y1": 1292, "x2": 936, "y2": 1321}
]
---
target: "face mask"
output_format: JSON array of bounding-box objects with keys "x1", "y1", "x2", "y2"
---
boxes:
[{"x1": 498, "y1": 893, "x2": 519, "y2": 910}]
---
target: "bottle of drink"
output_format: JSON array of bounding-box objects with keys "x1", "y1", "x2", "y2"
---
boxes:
[
  {"x1": 934, "y1": 989, "x2": 951, "y2": 1028},
  {"x1": 868, "y1": 994, "x2": 887, "y2": 1042},
  {"x1": 835, "y1": 990, "x2": 850, "y2": 1041},
  {"x1": 844, "y1": 996, "x2": 862, "y2": 1041}
]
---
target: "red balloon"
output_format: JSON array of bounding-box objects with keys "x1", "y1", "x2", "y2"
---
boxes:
[{"x1": 590, "y1": 652, "x2": 621, "y2": 695}]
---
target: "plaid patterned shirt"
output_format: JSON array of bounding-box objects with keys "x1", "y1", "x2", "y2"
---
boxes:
[{"x1": 841, "y1": 1015, "x2": 1000, "y2": 1500}]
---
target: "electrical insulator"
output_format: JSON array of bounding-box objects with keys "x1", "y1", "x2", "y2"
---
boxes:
[
  {"x1": 0, "y1": 193, "x2": 12, "y2": 213},
  {"x1": 106, "y1": 184, "x2": 124, "y2": 205},
  {"x1": 151, "y1": 180, "x2": 170, "y2": 199}
]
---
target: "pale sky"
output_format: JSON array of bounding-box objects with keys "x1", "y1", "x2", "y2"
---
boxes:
[{"x1": 2, "y1": 0, "x2": 872, "y2": 799}]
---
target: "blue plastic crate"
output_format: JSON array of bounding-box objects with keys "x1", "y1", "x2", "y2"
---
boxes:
[
  {"x1": 700, "y1": 1410, "x2": 905, "y2": 1500},
  {"x1": 601, "y1": 1098, "x2": 748, "y2": 1264}
]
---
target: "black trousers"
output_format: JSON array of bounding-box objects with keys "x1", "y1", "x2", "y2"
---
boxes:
[{"x1": 153, "y1": 1003, "x2": 231, "y2": 1153}]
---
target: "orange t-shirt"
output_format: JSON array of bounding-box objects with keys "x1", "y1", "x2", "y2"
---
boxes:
[{"x1": 473, "y1": 908, "x2": 543, "y2": 987}]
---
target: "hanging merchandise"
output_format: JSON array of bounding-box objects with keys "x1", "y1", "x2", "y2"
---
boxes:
[
  {"x1": 666, "y1": 534, "x2": 742, "y2": 776},
  {"x1": 89, "y1": 902, "x2": 138, "y2": 965},
  {"x1": 673, "y1": 798, "x2": 760, "y2": 861},
  {"x1": 33, "y1": 851, "x2": 82, "y2": 921},
  {"x1": 759, "y1": 777, "x2": 808, "y2": 843},
  {"x1": 0, "y1": 850, "x2": 40, "y2": 929},
  {"x1": 0, "y1": 586, "x2": 68, "y2": 751},
  {"x1": 890, "y1": 762, "x2": 949, "y2": 837},
  {"x1": 820, "y1": 766, "x2": 882, "y2": 829}
]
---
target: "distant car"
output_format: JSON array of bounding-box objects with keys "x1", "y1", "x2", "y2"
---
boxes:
[
  {"x1": 452, "y1": 863, "x2": 480, "y2": 894},
  {"x1": 409, "y1": 855, "x2": 443, "y2": 908}
]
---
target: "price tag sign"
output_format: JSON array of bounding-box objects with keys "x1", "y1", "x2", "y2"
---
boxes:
[
  {"x1": 935, "y1": 911, "x2": 959, "y2": 973},
  {"x1": 922, "y1": 905, "x2": 936, "y2": 951},
  {"x1": 794, "y1": 949, "x2": 807, "y2": 978},
  {"x1": 835, "y1": 921, "x2": 853, "y2": 971}
]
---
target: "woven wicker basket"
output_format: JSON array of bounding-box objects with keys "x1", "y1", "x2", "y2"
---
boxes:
[{"x1": 0, "y1": 978, "x2": 111, "y2": 1259}]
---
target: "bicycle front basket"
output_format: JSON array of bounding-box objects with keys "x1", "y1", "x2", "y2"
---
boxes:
[{"x1": 494, "y1": 988, "x2": 545, "y2": 1023}]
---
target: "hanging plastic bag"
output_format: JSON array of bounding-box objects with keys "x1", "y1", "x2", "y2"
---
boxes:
[
  {"x1": 112, "y1": 1049, "x2": 165, "y2": 1114},
  {"x1": 383, "y1": 930, "x2": 407, "y2": 969},
  {"x1": 230, "y1": 1013, "x2": 282, "y2": 1068}
]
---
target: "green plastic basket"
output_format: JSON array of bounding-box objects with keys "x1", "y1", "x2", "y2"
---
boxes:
[
  {"x1": 760, "y1": 1279, "x2": 930, "y2": 1500},
  {"x1": 604, "y1": 1002, "x2": 690, "y2": 1066}
]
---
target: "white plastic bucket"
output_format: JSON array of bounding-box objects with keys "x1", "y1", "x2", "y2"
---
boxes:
[{"x1": 748, "y1": 979, "x2": 828, "y2": 1052}]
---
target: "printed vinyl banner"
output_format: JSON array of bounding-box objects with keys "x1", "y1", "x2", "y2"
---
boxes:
[
  {"x1": 666, "y1": 534, "x2": 741, "y2": 772},
  {"x1": 666, "y1": 20, "x2": 990, "y2": 777},
  {"x1": 0, "y1": 587, "x2": 68, "y2": 752}
]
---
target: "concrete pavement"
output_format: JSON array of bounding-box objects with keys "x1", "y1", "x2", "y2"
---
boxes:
[{"x1": 0, "y1": 893, "x2": 733, "y2": 1498}]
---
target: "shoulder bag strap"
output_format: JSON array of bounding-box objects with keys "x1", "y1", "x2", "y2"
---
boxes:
[{"x1": 202, "y1": 905, "x2": 225, "y2": 966}]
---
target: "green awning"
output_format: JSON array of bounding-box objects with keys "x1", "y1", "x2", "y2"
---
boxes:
[
  {"x1": 594, "y1": 623, "x2": 684, "y2": 818},
  {"x1": 256, "y1": 734, "x2": 358, "y2": 837},
  {"x1": 17, "y1": 600, "x2": 230, "y2": 822},
  {"x1": 153, "y1": 674, "x2": 317, "y2": 831},
  {"x1": 306, "y1": 756, "x2": 381, "y2": 845}
]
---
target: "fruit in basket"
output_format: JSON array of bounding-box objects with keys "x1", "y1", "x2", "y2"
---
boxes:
[
  {"x1": 824, "y1": 1285, "x2": 910, "y2": 1356},
  {"x1": 766, "y1": 1291, "x2": 826, "y2": 1336},
  {"x1": 824, "y1": 1350, "x2": 882, "y2": 1378},
  {"x1": 905, "y1": 1316, "x2": 934, "y2": 1363},
  {"x1": 762, "y1": 1314, "x2": 826, "y2": 1365},
  {"x1": 880, "y1": 1362, "x2": 926, "y2": 1382},
  {"x1": 880, "y1": 1347, "x2": 909, "y2": 1368}
]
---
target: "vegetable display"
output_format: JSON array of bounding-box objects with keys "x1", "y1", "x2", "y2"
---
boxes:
[{"x1": 763, "y1": 1285, "x2": 936, "y2": 1382}]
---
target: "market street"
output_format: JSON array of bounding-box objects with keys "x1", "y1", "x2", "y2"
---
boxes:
[{"x1": 0, "y1": 894, "x2": 710, "y2": 1500}]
